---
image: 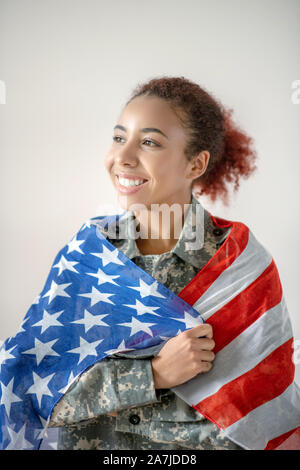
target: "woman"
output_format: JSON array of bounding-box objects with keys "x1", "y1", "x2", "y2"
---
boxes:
[
  {"x1": 47, "y1": 76, "x2": 257, "y2": 450},
  {"x1": 2, "y1": 76, "x2": 298, "y2": 451}
]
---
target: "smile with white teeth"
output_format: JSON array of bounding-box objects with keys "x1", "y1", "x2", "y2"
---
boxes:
[{"x1": 118, "y1": 177, "x2": 147, "y2": 187}]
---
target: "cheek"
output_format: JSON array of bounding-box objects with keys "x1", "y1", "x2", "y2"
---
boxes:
[
  {"x1": 147, "y1": 159, "x2": 169, "y2": 179},
  {"x1": 104, "y1": 152, "x2": 113, "y2": 172}
]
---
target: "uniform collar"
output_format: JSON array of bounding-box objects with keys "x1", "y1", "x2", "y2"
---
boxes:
[{"x1": 110, "y1": 195, "x2": 214, "y2": 270}]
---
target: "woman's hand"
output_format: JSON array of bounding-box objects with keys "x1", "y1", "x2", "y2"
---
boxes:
[{"x1": 151, "y1": 323, "x2": 215, "y2": 389}]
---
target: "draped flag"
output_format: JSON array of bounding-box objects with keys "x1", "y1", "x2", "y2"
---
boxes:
[{"x1": 0, "y1": 212, "x2": 300, "y2": 450}]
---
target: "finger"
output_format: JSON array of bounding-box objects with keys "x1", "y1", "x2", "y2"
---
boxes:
[
  {"x1": 194, "y1": 337, "x2": 215, "y2": 351},
  {"x1": 185, "y1": 323, "x2": 213, "y2": 339},
  {"x1": 198, "y1": 361, "x2": 213, "y2": 373},
  {"x1": 197, "y1": 350, "x2": 215, "y2": 362}
]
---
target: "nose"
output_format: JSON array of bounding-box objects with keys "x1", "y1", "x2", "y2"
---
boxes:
[{"x1": 114, "y1": 142, "x2": 139, "y2": 168}]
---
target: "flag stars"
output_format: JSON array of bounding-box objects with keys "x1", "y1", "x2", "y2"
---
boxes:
[
  {"x1": 80, "y1": 219, "x2": 93, "y2": 231},
  {"x1": 0, "y1": 378, "x2": 22, "y2": 418},
  {"x1": 53, "y1": 255, "x2": 79, "y2": 276},
  {"x1": 32, "y1": 294, "x2": 41, "y2": 304},
  {"x1": 71, "y1": 309, "x2": 110, "y2": 334},
  {"x1": 123, "y1": 299, "x2": 161, "y2": 317},
  {"x1": 42, "y1": 280, "x2": 72, "y2": 304},
  {"x1": 86, "y1": 268, "x2": 120, "y2": 286},
  {"x1": 127, "y1": 279, "x2": 166, "y2": 299},
  {"x1": 172, "y1": 310, "x2": 203, "y2": 329},
  {"x1": 67, "y1": 337, "x2": 104, "y2": 365},
  {"x1": 78, "y1": 285, "x2": 115, "y2": 307},
  {"x1": 57, "y1": 370, "x2": 77, "y2": 395},
  {"x1": 5, "y1": 423, "x2": 34, "y2": 450},
  {"x1": 25, "y1": 371, "x2": 56, "y2": 409},
  {"x1": 118, "y1": 316, "x2": 157, "y2": 338},
  {"x1": 32, "y1": 309, "x2": 64, "y2": 334},
  {"x1": 67, "y1": 236, "x2": 85, "y2": 254},
  {"x1": 91, "y1": 245, "x2": 125, "y2": 267},
  {"x1": 0, "y1": 345, "x2": 17, "y2": 370},
  {"x1": 22, "y1": 338, "x2": 60, "y2": 366},
  {"x1": 103, "y1": 339, "x2": 135, "y2": 356}
]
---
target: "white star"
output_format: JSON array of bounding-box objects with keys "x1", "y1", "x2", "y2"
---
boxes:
[
  {"x1": 0, "y1": 378, "x2": 22, "y2": 418},
  {"x1": 25, "y1": 371, "x2": 55, "y2": 409},
  {"x1": 123, "y1": 299, "x2": 161, "y2": 317},
  {"x1": 80, "y1": 219, "x2": 93, "y2": 231},
  {"x1": 42, "y1": 280, "x2": 72, "y2": 304},
  {"x1": 86, "y1": 268, "x2": 120, "y2": 286},
  {"x1": 66, "y1": 336, "x2": 104, "y2": 365},
  {"x1": 66, "y1": 236, "x2": 85, "y2": 254},
  {"x1": 57, "y1": 370, "x2": 77, "y2": 395},
  {"x1": 118, "y1": 316, "x2": 156, "y2": 338},
  {"x1": 127, "y1": 279, "x2": 166, "y2": 299},
  {"x1": 32, "y1": 309, "x2": 64, "y2": 334},
  {"x1": 91, "y1": 244, "x2": 125, "y2": 267},
  {"x1": 18, "y1": 313, "x2": 32, "y2": 333},
  {"x1": 104, "y1": 339, "x2": 135, "y2": 356},
  {"x1": 22, "y1": 338, "x2": 60, "y2": 366},
  {"x1": 0, "y1": 344, "x2": 17, "y2": 369},
  {"x1": 32, "y1": 294, "x2": 41, "y2": 304},
  {"x1": 71, "y1": 309, "x2": 110, "y2": 334},
  {"x1": 159, "y1": 329, "x2": 183, "y2": 341},
  {"x1": 5, "y1": 422, "x2": 34, "y2": 450},
  {"x1": 36, "y1": 416, "x2": 48, "y2": 440},
  {"x1": 171, "y1": 310, "x2": 203, "y2": 329},
  {"x1": 53, "y1": 255, "x2": 79, "y2": 276},
  {"x1": 78, "y1": 285, "x2": 115, "y2": 307}
]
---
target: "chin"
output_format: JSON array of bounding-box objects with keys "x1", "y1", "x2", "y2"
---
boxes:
[
  {"x1": 116, "y1": 194, "x2": 134, "y2": 212},
  {"x1": 117, "y1": 194, "x2": 151, "y2": 214}
]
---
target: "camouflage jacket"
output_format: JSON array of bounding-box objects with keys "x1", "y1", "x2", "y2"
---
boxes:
[{"x1": 49, "y1": 195, "x2": 243, "y2": 450}]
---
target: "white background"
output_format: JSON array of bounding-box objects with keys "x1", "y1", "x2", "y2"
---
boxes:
[{"x1": 0, "y1": 0, "x2": 299, "y2": 383}]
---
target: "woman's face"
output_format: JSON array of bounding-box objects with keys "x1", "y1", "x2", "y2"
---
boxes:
[{"x1": 105, "y1": 95, "x2": 207, "y2": 211}]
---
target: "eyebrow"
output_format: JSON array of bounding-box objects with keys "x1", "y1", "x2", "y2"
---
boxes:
[{"x1": 113, "y1": 124, "x2": 169, "y2": 139}]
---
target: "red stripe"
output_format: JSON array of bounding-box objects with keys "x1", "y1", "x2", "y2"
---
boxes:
[
  {"x1": 265, "y1": 426, "x2": 300, "y2": 450},
  {"x1": 208, "y1": 212, "x2": 235, "y2": 229},
  {"x1": 192, "y1": 338, "x2": 295, "y2": 429},
  {"x1": 179, "y1": 221, "x2": 249, "y2": 305},
  {"x1": 208, "y1": 260, "x2": 283, "y2": 354}
]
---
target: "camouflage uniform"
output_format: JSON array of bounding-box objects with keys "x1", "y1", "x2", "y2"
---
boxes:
[{"x1": 48, "y1": 195, "x2": 243, "y2": 450}]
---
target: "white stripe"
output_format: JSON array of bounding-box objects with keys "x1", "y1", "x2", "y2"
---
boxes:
[
  {"x1": 172, "y1": 296, "x2": 292, "y2": 406},
  {"x1": 225, "y1": 382, "x2": 300, "y2": 450},
  {"x1": 193, "y1": 230, "x2": 273, "y2": 320}
]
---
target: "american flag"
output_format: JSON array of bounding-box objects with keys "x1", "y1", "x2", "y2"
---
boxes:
[
  {"x1": 0, "y1": 214, "x2": 205, "y2": 450},
  {"x1": 172, "y1": 212, "x2": 300, "y2": 450},
  {"x1": 0, "y1": 212, "x2": 299, "y2": 450}
]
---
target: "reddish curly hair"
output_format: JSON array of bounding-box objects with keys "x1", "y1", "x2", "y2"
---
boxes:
[{"x1": 125, "y1": 75, "x2": 257, "y2": 206}]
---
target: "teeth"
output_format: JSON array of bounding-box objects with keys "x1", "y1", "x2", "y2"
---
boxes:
[{"x1": 119, "y1": 177, "x2": 146, "y2": 187}]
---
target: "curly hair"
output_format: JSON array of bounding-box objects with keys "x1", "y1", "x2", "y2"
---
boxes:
[{"x1": 125, "y1": 75, "x2": 257, "y2": 206}]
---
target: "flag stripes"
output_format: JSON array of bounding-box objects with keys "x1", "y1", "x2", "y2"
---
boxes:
[
  {"x1": 172, "y1": 297, "x2": 293, "y2": 406},
  {"x1": 225, "y1": 382, "x2": 300, "y2": 450},
  {"x1": 172, "y1": 218, "x2": 300, "y2": 450},
  {"x1": 193, "y1": 337, "x2": 295, "y2": 429},
  {"x1": 206, "y1": 260, "x2": 283, "y2": 353}
]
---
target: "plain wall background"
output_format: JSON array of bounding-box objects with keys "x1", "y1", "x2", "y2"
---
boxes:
[{"x1": 0, "y1": 0, "x2": 299, "y2": 384}]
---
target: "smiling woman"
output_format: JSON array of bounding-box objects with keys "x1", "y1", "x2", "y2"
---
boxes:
[
  {"x1": 104, "y1": 76, "x2": 257, "y2": 255},
  {"x1": 1, "y1": 76, "x2": 299, "y2": 451},
  {"x1": 115, "y1": 76, "x2": 257, "y2": 204}
]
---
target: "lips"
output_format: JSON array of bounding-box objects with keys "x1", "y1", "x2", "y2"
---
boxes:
[
  {"x1": 115, "y1": 175, "x2": 149, "y2": 194},
  {"x1": 116, "y1": 173, "x2": 148, "y2": 182}
]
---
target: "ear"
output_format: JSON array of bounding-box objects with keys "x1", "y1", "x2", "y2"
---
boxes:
[{"x1": 186, "y1": 151, "x2": 210, "y2": 180}]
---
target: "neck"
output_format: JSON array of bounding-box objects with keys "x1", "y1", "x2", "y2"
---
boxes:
[{"x1": 133, "y1": 192, "x2": 193, "y2": 255}]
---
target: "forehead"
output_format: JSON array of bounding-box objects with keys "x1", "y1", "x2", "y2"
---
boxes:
[{"x1": 118, "y1": 96, "x2": 185, "y2": 134}]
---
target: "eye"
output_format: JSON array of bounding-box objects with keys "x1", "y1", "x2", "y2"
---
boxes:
[
  {"x1": 112, "y1": 135, "x2": 159, "y2": 147},
  {"x1": 112, "y1": 135, "x2": 124, "y2": 143},
  {"x1": 143, "y1": 139, "x2": 158, "y2": 147}
]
